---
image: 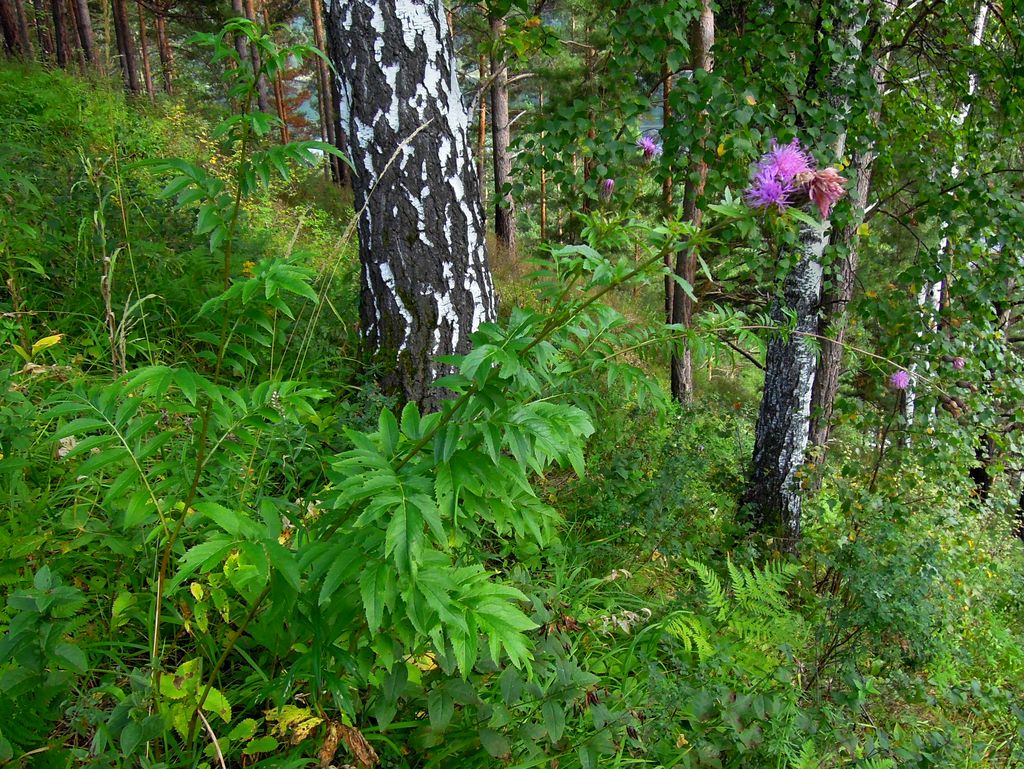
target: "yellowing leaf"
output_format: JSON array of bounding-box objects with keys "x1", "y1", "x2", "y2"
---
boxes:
[
  {"x1": 32, "y1": 334, "x2": 64, "y2": 355},
  {"x1": 190, "y1": 582, "x2": 205, "y2": 601},
  {"x1": 717, "y1": 143, "x2": 726, "y2": 157},
  {"x1": 266, "y1": 705, "x2": 323, "y2": 745},
  {"x1": 745, "y1": 94, "x2": 757, "y2": 106},
  {"x1": 12, "y1": 344, "x2": 30, "y2": 362},
  {"x1": 857, "y1": 222, "x2": 870, "y2": 237}
]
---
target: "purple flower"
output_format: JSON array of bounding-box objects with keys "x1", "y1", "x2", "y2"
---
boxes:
[
  {"x1": 890, "y1": 370, "x2": 911, "y2": 390},
  {"x1": 745, "y1": 165, "x2": 794, "y2": 211},
  {"x1": 636, "y1": 135, "x2": 663, "y2": 161},
  {"x1": 952, "y1": 356, "x2": 966, "y2": 370},
  {"x1": 600, "y1": 178, "x2": 615, "y2": 201},
  {"x1": 760, "y1": 139, "x2": 814, "y2": 183}
]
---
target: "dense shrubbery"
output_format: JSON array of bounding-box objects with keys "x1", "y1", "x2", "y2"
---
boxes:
[{"x1": 1, "y1": 28, "x2": 1022, "y2": 769}]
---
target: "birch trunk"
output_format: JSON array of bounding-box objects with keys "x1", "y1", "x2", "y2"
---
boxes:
[
  {"x1": 902, "y1": 1, "x2": 989, "y2": 435},
  {"x1": 489, "y1": 15, "x2": 516, "y2": 255},
  {"x1": 324, "y1": 0, "x2": 497, "y2": 409},
  {"x1": 744, "y1": 1, "x2": 865, "y2": 548}
]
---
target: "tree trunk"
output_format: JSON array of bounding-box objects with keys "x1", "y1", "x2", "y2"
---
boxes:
[
  {"x1": 329, "y1": 73, "x2": 351, "y2": 186},
  {"x1": 242, "y1": 0, "x2": 271, "y2": 114},
  {"x1": 743, "y1": 224, "x2": 828, "y2": 549},
  {"x1": 324, "y1": 0, "x2": 497, "y2": 409},
  {"x1": 489, "y1": 15, "x2": 516, "y2": 255},
  {"x1": 230, "y1": 0, "x2": 249, "y2": 63},
  {"x1": 32, "y1": 0, "x2": 53, "y2": 60},
  {"x1": 539, "y1": 85, "x2": 547, "y2": 241},
  {"x1": 66, "y1": 0, "x2": 87, "y2": 70},
  {"x1": 136, "y1": 2, "x2": 155, "y2": 100},
  {"x1": 309, "y1": 0, "x2": 336, "y2": 180},
  {"x1": 662, "y1": 56, "x2": 674, "y2": 324},
  {"x1": 670, "y1": 0, "x2": 713, "y2": 403},
  {"x1": 111, "y1": 0, "x2": 139, "y2": 93},
  {"x1": 477, "y1": 53, "x2": 487, "y2": 206},
  {"x1": 71, "y1": 0, "x2": 94, "y2": 66},
  {"x1": 153, "y1": 3, "x2": 173, "y2": 94},
  {"x1": 1, "y1": 1, "x2": 26, "y2": 57},
  {"x1": 49, "y1": 0, "x2": 70, "y2": 66},
  {"x1": 744, "y1": 2, "x2": 865, "y2": 548},
  {"x1": 11, "y1": 0, "x2": 32, "y2": 57},
  {"x1": 902, "y1": 2, "x2": 988, "y2": 436},
  {"x1": 261, "y1": 4, "x2": 289, "y2": 142},
  {"x1": 807, "y1": 146, "x2": 875, "y2": 451}
]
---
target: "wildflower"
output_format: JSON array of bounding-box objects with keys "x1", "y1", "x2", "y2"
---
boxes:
[
  {"x1": 890, "y1": 370, "x2": 911, "y2": 390},
  {"x1": 636, "y1": 135, "x2": 663, "y2": 161},
  {"x1": 807, "y1": 166, "x2": 847, "y2": 217},
  {"x1": 952, "y1": 356, "x2": 966, "y2": 370},
  {"x1": 745, "y1": 165, "x2": 794, "y2": 211},
  {"x1": 600, "y1": 178, "x2": 615, "y2": 201},
  {"x1": 760, "y1": 138, "x2": 813, "y2": 182}
]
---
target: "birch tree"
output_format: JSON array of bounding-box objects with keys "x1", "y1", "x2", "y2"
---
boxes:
[
  {"x1": 744, "y1": 1, "x2": 867, "y2": 549},
  {"x1": 325, "y1": 0, "x2": 497, "y2": 409}
]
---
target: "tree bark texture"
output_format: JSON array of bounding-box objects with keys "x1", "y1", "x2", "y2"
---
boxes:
[
  {"x1": 153, "y1": 3, "x2": 173, "y2": 94},
  {"x1": 476, "y1": 54, "x2": 487, "y2": 206},
  {"x1": 670, "y1": 0, "x2": 713, "y2": 403},
  {"x1": 809, "y1": 1, "x2": 892, "y2": 452},
  {"x1": 745, "y1": 0, "x2": 865, "y2": 547},
  {"x1": 489, "y1": 15, "x2": 515, "y2": 255},
  {"x1": 111, "y1": 0, "x2": 140, "y2": 92},
  {"x1": 262, "y1": 4, "x2": 290, "y2": 142},
  {"x1": 325, "y1": 0, "x2": 497, "y2": 409},
  {"x1": 309, "y1": 0, "x2": 337, "y2": 180},
  {"x1": 137, "y1": 1, "x2": 156, "y2": 100},
  {"x1": 662, "y1": 56, "x2": 674, "y2": 324},
  {"x1": 743, "y1": 225, "x2": 827, "y2": 549},
  {"x1": 71, "y1": 0, "x2": 94, "y2": 66},
  {"x1": 230, "y1": 0, "x2": 249, "y2": 64},
  {"x1": 242, "y1": 0, "x2": 272, "y2": 114},
  {"x1": 1, "y1": 0, "x2": 27, "y2": 57},
  {"x1": 49, "y1": 0, "x2": 69, "y2": 66}
]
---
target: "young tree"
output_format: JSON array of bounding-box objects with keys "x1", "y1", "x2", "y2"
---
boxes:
[
  {"x1": 325, "y1": 0, "x2": 497, "y2": 408},
  {"x1": 670, "y1": 0, "x2": 713, "y2": 403},
  {"x1": 152, "y1": 1, "x2": 174, "y2": 94},
  {"x1": 743, "y1": 2, "x2": 866, "y2": 550},
  {"x1": 489, "y1": 14, "x2": 516, "y2": 254}
]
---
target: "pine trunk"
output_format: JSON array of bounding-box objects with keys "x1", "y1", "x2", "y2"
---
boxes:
[
  {"x1": 14, "y1": 0, "x2": 32, "y2": 56},
  {"x1": 309, "y1": 0, "x2": 337, "y2": 180},
  {"x1": 137, "y1": 1, "x2": 155, "y2": 100},
  {"x1": 154, "y1": 4, "x2": 173, "y2": 94},
  {"x1": 324, "y1": 0, "x2": 497, "y2": 409},
  {"x1": 262, "y1": 4, "x2": 289, "y2": 142},
  {"x1": 670, "y1": 0, "x2": 713, "y2": 403},
  {"x1": 49, "y1": 0, "x2": 69, "y2": 66},
  {"x1": 111, "y1": 0, "x2": 139, "y2": 93},
  {"x1": 489, "y1": 15, "x2": 515, "y2": 255},
  {"x1": 242, "y1": 0, "x2": 271, "y2": 114},
  {"x1": 230, "y1": 0, "x2": 249, "y2": 64},
  {"x1": 71, "y1": 0, "x2": 94, "y2": 66},
  {"x1": 476, "y1": 54, "x2": 487, "y2": 206},
  {"x1": 0, "y1": 1, "x2": 26, "y2": 57}
]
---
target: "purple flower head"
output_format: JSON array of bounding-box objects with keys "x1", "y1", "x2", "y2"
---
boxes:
[
  {"x1": 760, "y1": 139, "x2": 814, "y2": 183},
  {"x1": 745, "y1": 165, "x2": 794, "y2": 211},
  {"x1": 600, "y1": 178, "x2": 615, "y2": 201},
  {"x1": 890, "y1": 370, "x2": 911, "y2": 390},
  {"x1": 952, "y1": 356, "x2": 966, "y2": 370},
  {"x1": 636, "y1": 135, "x2": 663, "y2": 162}
]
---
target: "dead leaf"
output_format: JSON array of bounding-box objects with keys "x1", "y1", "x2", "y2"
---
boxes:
[{"x1": 339, "y1": 725, "x2": 379, "y2": 768}]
